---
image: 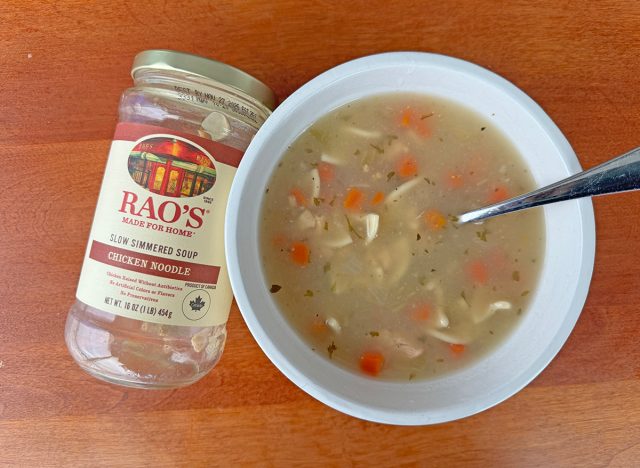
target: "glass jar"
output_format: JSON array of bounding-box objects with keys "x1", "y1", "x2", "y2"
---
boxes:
[{"x1": 65, "y1": 50, "x2": 275, "y2": 388}]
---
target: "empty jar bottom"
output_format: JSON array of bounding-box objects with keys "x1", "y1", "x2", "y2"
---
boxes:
[{"x1": 65, "y1": 300, "x2": 227, "y2": 389}]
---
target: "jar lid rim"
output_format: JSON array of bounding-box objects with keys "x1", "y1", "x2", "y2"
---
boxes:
[{"x1": 131, "y1": 50, "x2": 276, "y2": 111}]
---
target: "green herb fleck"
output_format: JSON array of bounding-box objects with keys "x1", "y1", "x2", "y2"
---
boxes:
[
  {"x1": 313, "y1": 197, "x2": 324, "y2": 206},
  {"x1": 304, "y1": 289, "x2": 314, "y2": 297},
  {"x1": 354, "y1": 149, "x2": 361, "y2": 155},
  {"x1": 489, "y1": 330, "x2": 494, "y2": 335},
  {"x1": 481, "y1": 127, "x2": 486, "y2": 131},
  {"x1": 423, "y1": 177, "x2": 436, "y2": 186},
  {"x1": 370, "y1": 143, "x2": 384, "y2": 154},
  {"x1": 269, "y1": 284, "x2": 282, "y2": 293},
  {"x1": 521, "y1": 290, "x2": 530, "y2": 297},
  {"x1": 476, "y1": 228, "x2": 489, "y2": 242},
  {"x1": 345, "y1": 215, "x2": 363, "y2": 239},
  {"x1": 305, "y1": 148, "x2": 313, "y2": 153},
  {"x1": 309, "y1": 128, "x2": 322, "y2": 140},
  {"x1": 330, "y1": 282, "x2": 337, "y2": 293},
  {"x1": 327, "y1": 341, "x2": 337, "y2": 358},
  {"x1": 329, "y1": 196, "x2": 336, "y2": 207},
  {"x1": 323, "y1": 221, "x2": 329, "y2": 231},
  {"x1": 436, "y1": 358, "x2": 444, "y2": 363},
  {"x1": 512, "y1": 271, "x2": 520, "y2": 282},
  {"x1": 409, "y1": 373, "x2": 415, "y2": 380},
  {"x1": 323, "y1": 262, "x2": 331, "y2": 273},
  {"x1": 386, "y1": 171, "x2": 396, "y2": 182},
  {"x1": 369, "y1": 331, "x2": 379, "y2": 337},
  {"x1": 416, "y1": 233, "x2": 421, "y2": 241},
  {"x1": 431, "y1": 268, "x2": 436, "y2": 272},
  {"x1": 460, "y1": 290, "x2": 469, "y2": 306},
  {"x1": 421, "y1": 113, "x2": 434, "y2": 120}
]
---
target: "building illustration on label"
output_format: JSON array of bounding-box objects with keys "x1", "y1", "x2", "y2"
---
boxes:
[{"x1": 127, "y1": 136, "x2": 217, "y2": 198}]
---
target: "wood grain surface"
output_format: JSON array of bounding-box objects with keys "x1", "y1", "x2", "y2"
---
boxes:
[{"x1": 1, "y1": 1, "x2": 640, "y2": 466}]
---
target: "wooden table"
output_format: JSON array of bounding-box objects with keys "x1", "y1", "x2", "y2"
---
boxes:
[{"x1": 1, "y1": 1, "x2": 639, "y2": 466}]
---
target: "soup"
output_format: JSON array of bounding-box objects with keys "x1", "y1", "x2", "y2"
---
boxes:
[{"x1": 260, "y1": 93, "x2": 544, "y2": 381}]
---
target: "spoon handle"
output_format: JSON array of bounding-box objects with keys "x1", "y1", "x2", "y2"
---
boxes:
[{"x1": 457, "y1": 146, "x2": 640, "y2": 224}]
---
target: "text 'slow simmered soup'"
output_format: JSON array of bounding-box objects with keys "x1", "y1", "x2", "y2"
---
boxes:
[{"x1": 260, "y1": 93, "x2": 544, "y2": 380}]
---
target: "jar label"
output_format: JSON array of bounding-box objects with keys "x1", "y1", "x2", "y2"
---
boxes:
[{"x1": 76, "y1": 122, "x2": 243, "y2": 327}]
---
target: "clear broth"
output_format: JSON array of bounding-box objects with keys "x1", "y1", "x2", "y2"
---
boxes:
[{"x1": 260, "y1": 93, "x2": 544, "y2": 381}]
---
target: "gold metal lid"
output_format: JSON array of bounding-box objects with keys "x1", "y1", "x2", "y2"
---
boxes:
[{"x1": 131, "y1": 50, "x2": 276, "y2": 111}]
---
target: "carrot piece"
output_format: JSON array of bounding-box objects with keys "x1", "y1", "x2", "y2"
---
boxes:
[
  {"x1": 449, "y1": 344, "x2": 466, "y2": 356},
  {"x1": 359, "y1": 351, "x2": 385, "y2": 376},
  {"x1": 343, "y1": 187, "x2": 364, "y2": 211},
  {"x1": 396, "y1": 154, "x2": 419, "y2": 178},
  {"x1": 410, "y1": 304, "x2": 431, "y2": 321},
  {"x1": 310, "y1": 317, "x2": 328, "y2": 335},
  {"x1": 371, "y1": 191, "x2": 385, "y2": 206},
  {"x1": 424, "y1": 209, "x2": 447, "y2": 230},
  {"x1": 317, "y1": 162, "x2": 335, "y2": 183},
  {"x1": 398, "y1": 107, "x2": 415, "y2": 128},
  {"x1": 290, "y1": 242, "x2": 310, "y2": 266},
  {"x1": 398, "y1": 107, "x2": 431, "y2": 137},
  {"x1": 444, "y1": 172, "x2": 464, "y2": 189},
  {"x1": 488, "y1": 185, "x2": 509, "y2": 204},
  {"x1": 467, "y1": 260, "x2": 488, "y2": 285},
  {"x1": 290, "y1": 187, "x2": 306, "y2": 206}
]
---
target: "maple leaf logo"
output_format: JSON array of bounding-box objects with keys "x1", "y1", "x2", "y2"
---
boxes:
[{"x1": 189, "y1": 296, "x2": 206, "y2": 311}]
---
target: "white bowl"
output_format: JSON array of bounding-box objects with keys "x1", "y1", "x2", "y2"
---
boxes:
[{"x1": 225, "y1": 52, "x2": 595, "y2": 425}]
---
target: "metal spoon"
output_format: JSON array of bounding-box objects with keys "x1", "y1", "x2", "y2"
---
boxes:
[{"x1": 456, "y1": 146, "x2": 640, "y2": 224}]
